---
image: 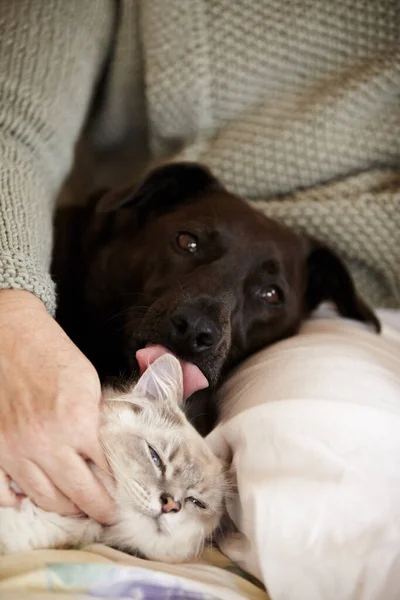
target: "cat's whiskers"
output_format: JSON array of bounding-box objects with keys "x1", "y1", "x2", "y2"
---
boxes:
[
  {"x1": 101, "y1": 441, "x2": 149, "y2": 504},
  {"x1": 205, "y1": 535, "x2": 214, "y2": 552},
  {"x1": 158, "y1": 516, "x2": 171, "y2": 535},
  {"x1": 194, "y1": 534, "x2": 205, "y2": 559},
  {"x1": 186, "y1": 412, "x2": 209, "y2": 427},
  {"x1": 215, "y1": 522, "x2": 228, "y2": 546}
]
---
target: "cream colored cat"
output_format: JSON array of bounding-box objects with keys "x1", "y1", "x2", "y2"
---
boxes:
[{"x1": 0, "y1": 355, "x2": 228, "y2": 562}]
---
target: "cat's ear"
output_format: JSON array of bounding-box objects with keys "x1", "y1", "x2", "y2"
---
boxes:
[{"x1": 133, "y1": 355, "x2": 184, "y2": 404}]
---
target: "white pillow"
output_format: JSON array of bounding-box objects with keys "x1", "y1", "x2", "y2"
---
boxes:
[{"x1": 208, "y1": 315, "x2": 400, "y2": 600}]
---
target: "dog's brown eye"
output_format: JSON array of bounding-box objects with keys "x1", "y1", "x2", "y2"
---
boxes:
[
  {"x1": 260, "y1": 285, "x2": 284, "y2": 305},
  {"x1": 185, "y1": 496, "x2": 207, "y2": 509},
  {"x1": 176, "y1": 232, "x2": 198, "y2": 253}
]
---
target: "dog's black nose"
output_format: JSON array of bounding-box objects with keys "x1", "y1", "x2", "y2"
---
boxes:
[{"x1": 170, "y1": 307, "x2": 221, "y2": 355}]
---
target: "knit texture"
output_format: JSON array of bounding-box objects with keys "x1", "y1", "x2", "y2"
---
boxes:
[
  {"x1": 0, "y1": 1, "x2": 112, "y2": 314},
  {"x1": 1, "y1": 0, "x2": 399, "y2": 311}
]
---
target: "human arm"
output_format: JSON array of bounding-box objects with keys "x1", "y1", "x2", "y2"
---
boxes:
[{"x1": 0, "y1": 0, "x2": 115, "y2": 522}]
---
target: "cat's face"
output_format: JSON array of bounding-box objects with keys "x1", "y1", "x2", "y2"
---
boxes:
[{"x1": 100, "y1": 355, "x2": 228, "y2": 563}]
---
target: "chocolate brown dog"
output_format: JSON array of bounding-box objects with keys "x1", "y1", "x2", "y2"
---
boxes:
[{"x1": 53, "y1": 162, "x2": 379, "y2": 431}]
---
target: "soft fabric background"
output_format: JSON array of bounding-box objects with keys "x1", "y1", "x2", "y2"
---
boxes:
[
  {"x1": 208, "y1": 312, "x2": 400, "y2": 600},
  {"x1": 0, "y1": 544, "x2": 267, "y2": 600},
  {"x1": 1, "y1": 0, "x2": 399, "y2": 312}
]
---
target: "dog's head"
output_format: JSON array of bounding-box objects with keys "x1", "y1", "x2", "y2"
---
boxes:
[{"x1": 65, "y1": 162, "x2": 379, "y2": 390}]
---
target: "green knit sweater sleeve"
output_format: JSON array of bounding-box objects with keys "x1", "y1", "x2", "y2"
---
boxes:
[{"x1": 0, "y1": 1, "x2": 113, "y2": 314}]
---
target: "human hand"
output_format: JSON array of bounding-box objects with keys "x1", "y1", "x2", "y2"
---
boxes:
[{"x1": 0, "y1": 289, "x2": 114, "y2": 523}]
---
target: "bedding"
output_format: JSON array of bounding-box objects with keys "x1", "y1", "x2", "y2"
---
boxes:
[
  {"x1": 0, "y1": 545, "x2": 267, "y2": 599},
  {"x1": 1, "y1": 310, "x2": 399, "y2": 600},
  {"x1": 209, "y1": 310, "x2": 400, "y2": 600}
]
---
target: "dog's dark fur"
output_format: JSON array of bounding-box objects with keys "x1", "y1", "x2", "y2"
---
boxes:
[{"x1": 52, "y1": 163, "x2": 379, "y2": 433}]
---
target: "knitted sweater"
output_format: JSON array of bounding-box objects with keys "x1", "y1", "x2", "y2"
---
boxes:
[{"x1": 0, "y1": 0, "x2": 399, "y2": 315}]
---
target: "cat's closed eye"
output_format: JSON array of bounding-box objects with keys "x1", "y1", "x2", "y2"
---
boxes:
[
  {"x1": 186, "y1": 496, "x2": 207, "y2": 510},
  {"x1": 148, "y1": 445, "x2": 163, "y2": 470}
]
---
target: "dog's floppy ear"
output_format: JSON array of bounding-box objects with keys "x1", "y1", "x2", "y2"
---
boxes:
[
  {"x1": 305, "y1": 239, "x2": 380, "y2": 332},
  {"x1": 95, "y1": 162, "x2": 222, "y2": 224}
]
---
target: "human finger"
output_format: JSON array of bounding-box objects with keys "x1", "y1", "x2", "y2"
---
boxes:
[
  {"x1": 0, "y1": 467, "x2": 18, "y2": 508},
  {"x1": 7, "y1": 457, "x2": 80, "y2": 515},
  {"x1": 43, "y1": 449, "x2": 115, "y2": 524}
]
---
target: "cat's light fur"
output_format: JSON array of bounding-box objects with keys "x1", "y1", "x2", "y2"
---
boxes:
[{"x1": 0, "y1": 355, "x2": 227, "y2": 562}]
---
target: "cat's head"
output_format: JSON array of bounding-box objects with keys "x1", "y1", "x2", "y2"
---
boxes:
[{"x1": 100, "y1": 354, "x2": 228, "y2": 563}]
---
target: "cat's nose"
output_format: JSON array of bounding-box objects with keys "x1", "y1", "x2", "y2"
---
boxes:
[{"x1": 160, "y1": 493, "x2": 181, "y2": 513}]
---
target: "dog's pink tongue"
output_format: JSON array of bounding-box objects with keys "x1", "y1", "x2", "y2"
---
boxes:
[{"x1": 135, "y1": 345, "x2": 209, "y2": 400}]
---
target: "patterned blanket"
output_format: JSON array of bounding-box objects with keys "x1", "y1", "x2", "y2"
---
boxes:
[{"x1": 0, "y1": 545, "x2": 268, "y2": 600}]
